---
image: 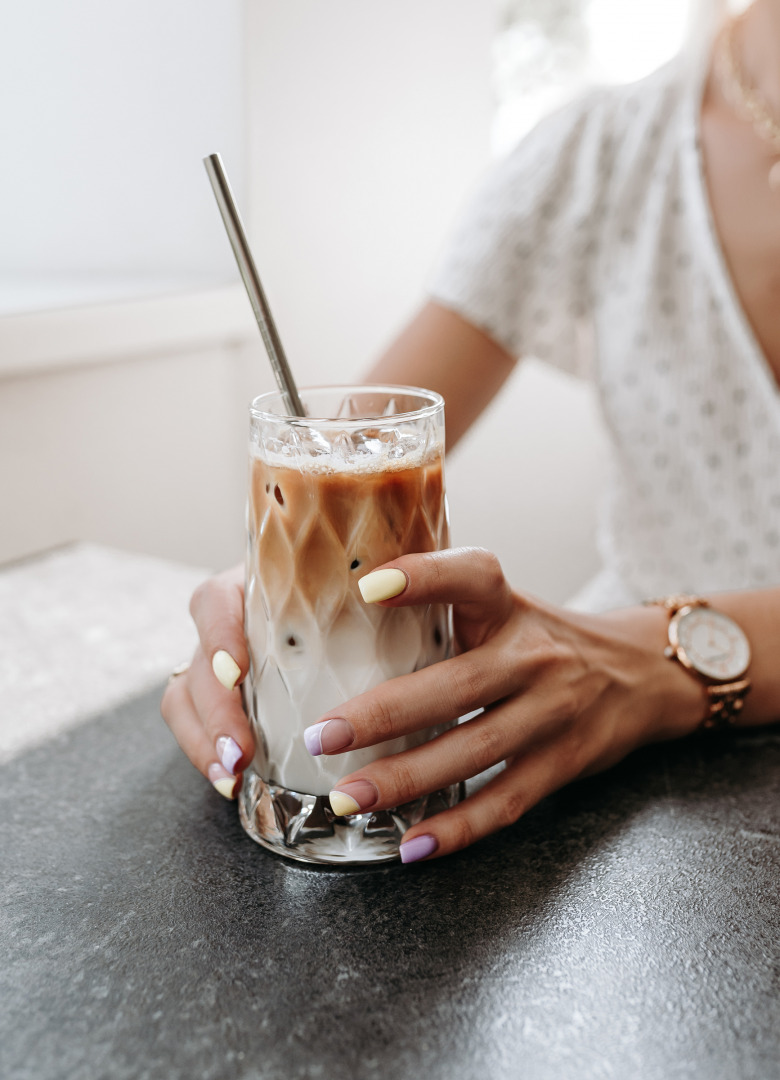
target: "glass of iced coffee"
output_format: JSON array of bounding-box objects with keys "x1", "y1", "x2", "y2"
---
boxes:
[{"x1": 239, "y1": 385, "x2": 460, "y2": 864}]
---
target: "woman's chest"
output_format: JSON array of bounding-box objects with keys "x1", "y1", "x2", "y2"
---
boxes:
[
  {"x1": 592, "y1": 243, "x2": 779, "y2": 477},
  {"x1": 700, "y1": 104, "x2": 780, "y2": 389}
]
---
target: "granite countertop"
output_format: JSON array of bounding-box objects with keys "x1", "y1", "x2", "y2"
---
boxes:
[
  {"x1": 0, "y1": 543, "x2": 207, "y2": 764},
  {"x1": 2, "y1": 546, "x2": 779, "y2": 1080}
]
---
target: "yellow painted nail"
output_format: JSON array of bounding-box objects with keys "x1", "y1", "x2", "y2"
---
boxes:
[
  {"x1": 212, "y1": 776, "x2": 237, "y2": 800},
  {"x1": 212, "y1": 649, "x2": 241, "y2": 691},
  {"x1": 329, "y1": 790, "x2": 362, "y2": 817},
  {"x1": 358, "y1": 568, "x2": 407, "y2": 604}
]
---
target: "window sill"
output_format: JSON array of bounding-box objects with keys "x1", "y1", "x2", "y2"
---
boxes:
[{"x1": 0, "y1": 283, "x2": 257, "y2": 380}]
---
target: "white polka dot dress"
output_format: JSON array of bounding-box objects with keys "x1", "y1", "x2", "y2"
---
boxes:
[{"x1": 431, "y1": 57, "x2": 780, "y2": 612}]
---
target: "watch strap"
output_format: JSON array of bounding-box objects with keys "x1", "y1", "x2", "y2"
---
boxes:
[
  {"x1": 703, "y1": 680, "x2": 752, "y2": 730},
  {"x1": 645, "y1": 594, "x2": 751, "y2": 731},
  {"x1": 644, "y1": 594, "x2": 708, "y2": 615}
]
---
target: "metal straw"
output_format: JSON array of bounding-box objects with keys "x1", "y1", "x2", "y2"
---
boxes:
[{"x1": 204, "y1": 153, "x2": 305, "y2": 417}]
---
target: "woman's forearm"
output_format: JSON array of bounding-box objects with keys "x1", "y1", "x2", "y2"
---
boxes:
[{"x1": 365, "y1": 300, "x2": 517, "y2": 451}]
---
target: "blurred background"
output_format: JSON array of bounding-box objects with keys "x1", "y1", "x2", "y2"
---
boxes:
[{"x1": 0, "y1": 0, "x2": 735, "y2": 603}]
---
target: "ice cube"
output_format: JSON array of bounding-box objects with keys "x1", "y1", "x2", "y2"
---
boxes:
[
  {"x1": 329, "y1": 431, "x2": 384, "y2": 463},
  {"x1": 386, "y1": 429, "x2": 425, "y2": 459},
  {"x1": 261, "y1": 430, "x2": 296, "y2": 459},
  {"x1": 292, "y1": 425, "x2": 332, "y2": 458}
]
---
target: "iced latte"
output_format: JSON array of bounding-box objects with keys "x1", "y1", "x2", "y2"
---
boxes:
[{"x1": 239, "y1": 386, "x2": 461, "y2": 863}]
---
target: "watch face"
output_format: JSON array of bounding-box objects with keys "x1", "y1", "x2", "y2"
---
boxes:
[{"x1": 675, "y1": 608, "x2": 751, "y2": 681}]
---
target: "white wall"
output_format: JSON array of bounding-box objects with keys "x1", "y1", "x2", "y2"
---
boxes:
[
  {"x1": 0, "y1": 0, "x2": 608, "y2": 603},
  {"x1": 0, "y1": 0, "x2": 245, "y2": 305},
  {"x1": 244, "y1": 0, "x2": 496, "y2": 384},
  {"x1": 0, "y1": 339, "x2": 257, "y2": 570}
]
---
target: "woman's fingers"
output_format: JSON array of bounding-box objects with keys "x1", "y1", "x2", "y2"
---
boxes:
[
  {"x1": 161, "y1": 667, "x2": 215, "y2": 773},
  {"x1": 306, "y1": 548, "x2": 528, "y2": 755},
  {"x1": 189, "y1": 565, "x2": 248, "y2": 691},
  {"x1": 398, "y1": 739, "x2": 583, "y2": 863},
  {"x1": 361, "y1": 547, "x2": 514, "y2": 629},
  {"x1": 161, "y1": 565, "x2": 254, "y2": 801},
  {"x1": 326, "y1": 683, "x2": 573, "y2": 813},
  {"x1": 186, "y1": 645, "x2": 254, "y2": 771},
  {"x1": 308, "y1": 628, "x2": 531, "y2": 755},
  {"x1": 313, "y1": 545, "x2": 606, "y2": 858},
  {"x1": 160, "y1": 645, "x2": 254, "y2": 798}
]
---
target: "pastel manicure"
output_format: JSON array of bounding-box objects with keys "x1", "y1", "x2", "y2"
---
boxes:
[
  {"x1": 216, "y1": 735, "x2": 242, "y2": 775},
  {"x1": 304, "y1": 718, "x2": 354, "y2": 756},
  {"x1": 329, "y1": 779, "x2": 379, "y2": 816},
  {"x1": 329, "y1": 790, "x2": 361, "y2": 817},
  {"x1": 212, "y1": 649, "x2": 241, "y2": 690},
  {"x1": 399, "y1": 834, "x2": 439, "y2": 864},
  {"x1": 358, "y1": 568, "x2": 407, "y2": 604},
  {"x1": 212, "y1": 777, "x2": 237, "y2": 800},
  {"x1": 303, "y1": 722, "x2": 327, "y2": 756},
  {"x1": 208, "y1": 763, "x2": 238, "y2": 800}
]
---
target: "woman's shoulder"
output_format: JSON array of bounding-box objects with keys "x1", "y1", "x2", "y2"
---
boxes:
[
  {"x1": 496, "y1": 56, "x2": 692, "y2": 193},
  {"x1": 430, "y1": 56, "x2": 697, "y2": 369}
]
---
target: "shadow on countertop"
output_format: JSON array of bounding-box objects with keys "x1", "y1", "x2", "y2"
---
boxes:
[{"x1": 2, "y1": 685, "x2": 779, "y2": 1080}]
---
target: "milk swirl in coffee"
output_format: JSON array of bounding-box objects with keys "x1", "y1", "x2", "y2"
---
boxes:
[{"x1": 244, "y1": 411, "x2": 450, "y2": 797}]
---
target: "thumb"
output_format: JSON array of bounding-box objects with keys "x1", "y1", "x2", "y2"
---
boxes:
[{"x1": 358, "y1": 547, "x2": 514, "y2": 624}]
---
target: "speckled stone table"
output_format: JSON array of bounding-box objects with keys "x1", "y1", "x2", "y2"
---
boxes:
[
  {"x1": 2, "y1": 676, "x2": 779, "y2": 1080},
  {"x1": 0, "y1": 543, "x2": 206, "y2": 764}
]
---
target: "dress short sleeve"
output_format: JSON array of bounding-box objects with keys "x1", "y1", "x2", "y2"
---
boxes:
[{"x1": 430, "y1": 91, "x2": 612, "y2": 376}]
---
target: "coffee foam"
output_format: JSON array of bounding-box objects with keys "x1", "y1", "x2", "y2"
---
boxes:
[{"x1": 250, "y1": 438, "x2": 443, "y2": 476}]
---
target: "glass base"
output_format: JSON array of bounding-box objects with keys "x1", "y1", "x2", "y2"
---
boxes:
[{"x1": 238, "y1": 768, "x2": 462, "y2": 865}]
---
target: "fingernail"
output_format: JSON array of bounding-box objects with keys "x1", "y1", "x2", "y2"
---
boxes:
[
  {"x1": 400, "y1": 834, "x2": 438, "y2": 864},
  {"x1": 212, "y1": 649, "x2": 241, "y2": 691},
  {"x1": 358, "y1": 568, "x2": 407, "y2": 604},
  {"x1": 329, "y1": 779, "x2": 379, "y2": 816},
  {"x1": 304, "y1": 718, "x2": 354, "y2": 756},
  {"x1": 208, "y1": 763, "x2": 238, "y2": 800},
  {"x1": 216, "y1": 735, "x2": 242, "y2": 775}
]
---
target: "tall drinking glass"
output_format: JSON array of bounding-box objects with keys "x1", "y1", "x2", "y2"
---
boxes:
[{"x1": 239, "y1": 385, "x2": 460, "y2": 864}]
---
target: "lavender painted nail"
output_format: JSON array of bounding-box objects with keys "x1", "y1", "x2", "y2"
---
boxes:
[
  {"x1": 304, "y1": 718, "x2": 354, "y2": 756},
  {"x1": 216, "y1": 735, "x2": 242, "y2": 775},
  {"x1": 399, "y1": 834, "x2": 439, "y2": 864},
  {"x1": 303, "y1": 721, "x2": 327, "y2": 756}
]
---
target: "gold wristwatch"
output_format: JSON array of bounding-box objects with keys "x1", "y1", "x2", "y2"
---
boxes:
[{"x1": 645, "y1": 595, "x2": 752, "y2": 730}]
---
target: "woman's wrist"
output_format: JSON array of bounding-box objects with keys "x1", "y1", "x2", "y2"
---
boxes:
[{"x1": 595, "y1": 603, "x2": 709, "y2": 744}]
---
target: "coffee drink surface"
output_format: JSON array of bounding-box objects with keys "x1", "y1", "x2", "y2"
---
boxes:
[{"x1": 245, "y1": 446, "x2": 450, "y2": 796}]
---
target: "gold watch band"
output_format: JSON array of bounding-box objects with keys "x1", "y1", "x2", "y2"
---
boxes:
[
  {"x1": 703, "y1": 680, "x2": 752, "y2": 730},
  {"x1": 645, "y1": 594, "x2": 751, "y2": 731},
  {"x1": 644, "y1": 594, "x2": 708, "y2": 615}
]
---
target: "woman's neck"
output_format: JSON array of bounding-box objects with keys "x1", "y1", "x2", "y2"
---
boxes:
[{"x1": 738, "y1": 0, "x2": 780, "y2": 113}]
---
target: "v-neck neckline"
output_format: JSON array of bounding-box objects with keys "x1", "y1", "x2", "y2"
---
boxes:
[{"x1": 683, "y1": 43, "x2": 780, "y2": 400}]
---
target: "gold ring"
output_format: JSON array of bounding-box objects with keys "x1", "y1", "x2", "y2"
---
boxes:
[{"x1": 168, "y1": 661, "x2": 191, "y2": 682}]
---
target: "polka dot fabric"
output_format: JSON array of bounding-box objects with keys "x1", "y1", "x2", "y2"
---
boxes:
[{"x1": 432, "y1": 58, "x2": 780, "y2": 611}]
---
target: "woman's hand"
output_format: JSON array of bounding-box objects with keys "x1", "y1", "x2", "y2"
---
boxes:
[
  {"x1": 160, "y1": 565, "x2": 254, "y2": 800},
  {"x1": 305, "y1": 548, "x2": 708, "y2": 863}
]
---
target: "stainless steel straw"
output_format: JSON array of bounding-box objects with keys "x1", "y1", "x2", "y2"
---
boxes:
[{"x1": 204, "y1": 152, "x2": 305, "y2": 417}]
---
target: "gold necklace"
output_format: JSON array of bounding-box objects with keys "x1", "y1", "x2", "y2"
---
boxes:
[{"x1": 716, "y1": 17, "x2": 780, "y2": 191}]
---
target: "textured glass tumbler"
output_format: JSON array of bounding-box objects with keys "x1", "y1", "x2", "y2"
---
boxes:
[{"x1": 239, "y1": 385, "x2": 461, "y2": 864}]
